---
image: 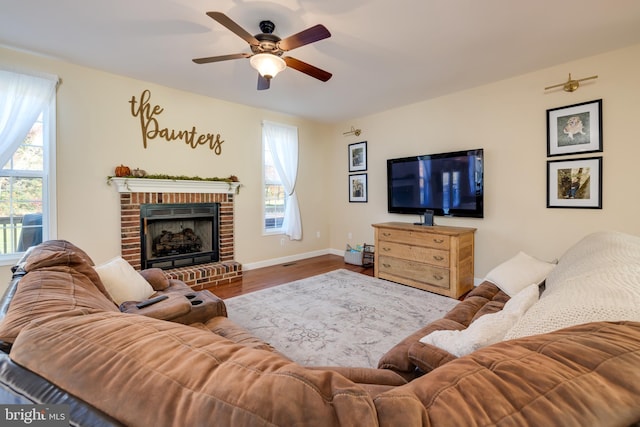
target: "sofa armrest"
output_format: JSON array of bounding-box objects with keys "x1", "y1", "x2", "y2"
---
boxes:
[
  {"x1": 169, "y1": 290, "x2": 227, "y2": 325},
  {"x1": 119, "y1": 294, "x2": 191, "y2": 321},
  {"x1": 138, "y1": 268, "x2": 170, "y2": 291},
  {"x1": 377, "y1": 318, "x2": 464, "y2": 374},
  {"x1": 408, "y1": 341, "x2": 457, "y2": 373}
]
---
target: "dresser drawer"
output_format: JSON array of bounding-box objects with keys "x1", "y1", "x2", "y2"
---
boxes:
[
  {"x1": 377, "y1": 241, "x2": 449, "y2": 268},
  {"x1": 378, "y1": 256, "x2": 450, "y2": 289},
  {"x1": 377, "y1": 228, "x2": 450, "y2": 250}
]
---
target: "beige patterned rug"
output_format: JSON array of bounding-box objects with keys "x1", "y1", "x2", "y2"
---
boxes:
[{"x1": 225, "y1": 269, "x2": 459, "y2": 368}]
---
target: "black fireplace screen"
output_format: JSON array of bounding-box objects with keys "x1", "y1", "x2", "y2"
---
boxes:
[{"x1": 140, "y1": 203, "x2": 219, "y2": 269}]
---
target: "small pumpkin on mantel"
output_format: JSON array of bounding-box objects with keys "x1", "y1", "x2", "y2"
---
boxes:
[{"x1": 114, "y1": 164, "x2": 131, "y2": 177}]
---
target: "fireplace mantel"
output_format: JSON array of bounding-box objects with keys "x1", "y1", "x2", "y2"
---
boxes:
[{"x1": 109, "y1": 177, "x2": 240, "y2": 194}]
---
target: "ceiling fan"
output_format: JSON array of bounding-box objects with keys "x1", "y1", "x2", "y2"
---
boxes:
[{"x1": 193, "y1": 11, "x2": 332, "y2": 90}]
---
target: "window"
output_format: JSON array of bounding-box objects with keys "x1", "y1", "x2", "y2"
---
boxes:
[
  {"x1": 0, "y1": 70, "x2": 57, "y2": 262},
  {"x1": 263, "y1": 142, "x2": 286, "y2": 233},
  {"x1": 262, "y1": 121, "x2": 301, "y2": 239}
]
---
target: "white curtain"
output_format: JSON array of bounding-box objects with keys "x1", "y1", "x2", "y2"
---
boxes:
[
  {"x1": 263, "y1": 121, "x2": 302, "y2": 240},
  {"x1": 0, "y1": 70, "x2": 57, "y2": 168}
]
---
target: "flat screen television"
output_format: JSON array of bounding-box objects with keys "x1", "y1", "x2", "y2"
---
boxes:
[{"x1": 387, "y1": 148, "x2": 484, "y2": 218}]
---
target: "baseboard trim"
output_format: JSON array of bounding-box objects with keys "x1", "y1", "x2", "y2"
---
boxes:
[{"x1": 242, "y1": 249, "x2": 336, "y2": 271}]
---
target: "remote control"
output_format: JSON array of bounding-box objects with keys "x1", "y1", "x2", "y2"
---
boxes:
[{"x1": 135, "y1": 295, "x2": 169, "y2": 309}]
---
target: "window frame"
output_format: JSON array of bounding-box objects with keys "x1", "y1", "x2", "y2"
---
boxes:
[{"x1": 0, "y1": 96, "x2": 56, "y2": 264}]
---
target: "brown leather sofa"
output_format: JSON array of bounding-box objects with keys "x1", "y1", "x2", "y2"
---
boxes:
[{"x1": 1, "y1": 239, "x2": 639, "y2": 426}]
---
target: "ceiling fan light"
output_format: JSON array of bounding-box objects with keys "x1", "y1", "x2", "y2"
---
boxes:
[{"x1": 250, "y1": 53, "x2": 286, "y2": 79}]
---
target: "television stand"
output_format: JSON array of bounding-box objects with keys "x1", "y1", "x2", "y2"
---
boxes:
[
  {"x1": 372, "y1": 222, "x2": 476, "y2": 298},
  {"x1": 413, "y1": 210, "x2": 434, "y2": 226}
]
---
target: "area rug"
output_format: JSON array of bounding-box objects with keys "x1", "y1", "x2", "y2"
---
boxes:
[{"x1": 225, "y1": 269, "x2": 459, "y2": 368}]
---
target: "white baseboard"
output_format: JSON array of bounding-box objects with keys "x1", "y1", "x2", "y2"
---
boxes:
[
  {"x1": 327, "y1": 248, "x2": 344, "y2": 256},
  {"x1": 242, "y1": 248, "x2": 338, "y2": 271}
]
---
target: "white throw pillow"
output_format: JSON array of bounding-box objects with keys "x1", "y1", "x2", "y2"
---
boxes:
[
  {"x1": 94, "y1": 257, "x2": 155, "y2": 305},
  {"x1": 484, "y1": 251, "x2": 555, "y2": 297},
  {"x1": 419, "y1": 283, "x2": 540, "y2": 357}
]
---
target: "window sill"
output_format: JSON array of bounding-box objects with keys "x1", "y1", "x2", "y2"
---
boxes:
[{"x1": 0, "y1": 253, "x2": 23, "y2": 267}]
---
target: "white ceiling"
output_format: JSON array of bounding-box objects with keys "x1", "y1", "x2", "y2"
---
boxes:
[{"x1": 2, "y1": 1, "x2": 640, "y2": 123}]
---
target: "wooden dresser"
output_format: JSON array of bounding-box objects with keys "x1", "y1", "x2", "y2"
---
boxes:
[{"x1": 372, "y1": 222, "x2": 476, "y2": 298}]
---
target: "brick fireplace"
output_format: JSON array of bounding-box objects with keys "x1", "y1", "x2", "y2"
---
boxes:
[{"x1": 111, "y1": 178, "x2": 242, "y2": 290}]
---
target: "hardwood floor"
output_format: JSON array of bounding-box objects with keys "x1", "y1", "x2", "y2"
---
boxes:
[{"x1": 212, "y1": 254, "x2": 373, "y2": 299}]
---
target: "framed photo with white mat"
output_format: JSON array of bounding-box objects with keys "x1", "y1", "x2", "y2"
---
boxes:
[
  {"x1": 547, "y1": 156, "x2": 602, "y2": 209},
  {"x1": 547, "y1": 99, "x2": 602, "y2": 157}
]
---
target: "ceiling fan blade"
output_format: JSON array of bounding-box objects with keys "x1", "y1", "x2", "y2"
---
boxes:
[
  {"x1": 283, "y1": 56, "x2": 332, "y2": 82},
  {"x1": 192, "y1": 53, "x2": 251, "y2": 64},
  {"x1": 257, "y1": 74, "x2": 270, "y2": 90},
  {"x1": 279, "y1": 24, "x2": 331, "y2": 51},
  {"x1": 206, "y1": 11, "x2": 260, "y2": 46}
]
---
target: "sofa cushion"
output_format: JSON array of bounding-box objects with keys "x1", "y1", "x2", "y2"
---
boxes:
[
  {"x1": 94, "y1": 257, "x2": 155, "y2": 305},
  {"x1": 0, "y1": 242, "x2": 118, "y2": 344},
  {"x1": 375, "y1": 321, "x2": 640, "y2": 427},
  {"x1": 445, "y1": 282, "x2": 509, "y2": 325},
  {"x1": 24, "y1": 240, "x2": 113, "y2": 302},
  {"x1": 205, "y1": 316, "x2": 288, "y2": 357},
  {"x1": 484, "y1": 251, "x2": 555, "y2": 296},
  {"x1": 25, "y1": 239, "x2": 96, "y2": 269},
  {"x1": 10, "y1": 311, "x2": 379, "y2": 427}
]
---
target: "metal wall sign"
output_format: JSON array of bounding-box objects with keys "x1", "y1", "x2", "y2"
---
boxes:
[{"x1": 129, "y1": 89, "x2": 224, "y2": 155}]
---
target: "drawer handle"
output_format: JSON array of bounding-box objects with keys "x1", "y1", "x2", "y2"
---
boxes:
[
  {"x1": 433, "y1": 238, "x2": 444, "y2": 244},
  {"x1": 382, "y1": 247, "x2": 392, "y2": 252},
  {"x1": 432, "y1": 274, "x2": 444, "y2": 281},
  {"x1": 382, "y1": 232, "x2": 392, "y2": 237},
  {"x1": 382, "y1": 263, "x2": 391, "y2": 268},
  {"x1": 433, "y1": 255, "x2": 444, "y2": 261}
]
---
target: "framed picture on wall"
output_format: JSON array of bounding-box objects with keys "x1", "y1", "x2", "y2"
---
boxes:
[
  {"x1": 348, "y1": 141, "x2": 367, "y2": 172},
  {"x1": 547, "y1": 156, "x2": 602, "y2": 209},
  {"x1": 348, "y1": 173, "x2": 368, "y2": 203},
  {"x1": 547, "y1": 99, "x2": 602, "y2": 157}
]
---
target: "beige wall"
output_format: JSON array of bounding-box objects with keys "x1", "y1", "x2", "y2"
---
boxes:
[
  {"x1": 329, "y1": 43, "x2": 640, "y2": 278},
  {"x1": 0, "y1": 46, "x2": 332, "y2": 289},
  {"x1": 2, "y1": 43, "x2": 639, "y2": 292}
]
